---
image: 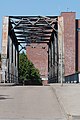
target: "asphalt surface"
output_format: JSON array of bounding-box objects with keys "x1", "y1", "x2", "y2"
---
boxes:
[
  {"x1": 0, "y1": 86, "x2": 66, "y2": 120},
  {"x1": 51, "y1": 83, "x2": 80, "y2": 120}
]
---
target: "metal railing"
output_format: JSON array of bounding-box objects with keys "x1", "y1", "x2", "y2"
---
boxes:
[
  {"x1": 5, "y1": 71, "x2": 18, "y2": 83},
  {"x1": 48, "y1": 76, "x2": 58, "y2": 83},
  {"x1": 65, "y1": 72, "x2": 79, "y2": 83},
  {"x1": 0, "y1": 69, "x2": 2, "y2": 82}
]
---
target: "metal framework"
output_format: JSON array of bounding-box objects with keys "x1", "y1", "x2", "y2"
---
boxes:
[
  {"x1": 10, "y1": 16, "x2": 57, "y2": 43},
  {"x1": 1, "y1": 15, "x2": 64, "y2": 84}
]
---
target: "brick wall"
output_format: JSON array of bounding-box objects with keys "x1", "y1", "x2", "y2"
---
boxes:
[
  {"x1": 26, "y1": 43, "x2": 48, "y2": 79},
  {"x1": 61, "y1": 12, "x2": 76, "y2": 76}
]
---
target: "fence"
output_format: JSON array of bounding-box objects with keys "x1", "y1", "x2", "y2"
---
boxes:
[
  {"x1": 0, "y1": 70, "x2": 2, "y2": 82},
  {"x1": 5, "y1": 71, "x2": 18, "y2": 83},
  {"x1": 48, "y1": 76, "x2": 58, "y2": 83},
  {"x1": 65, "y1": 72, "x2": 79, "y2": 83}
]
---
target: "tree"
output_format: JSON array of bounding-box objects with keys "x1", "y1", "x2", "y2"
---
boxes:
[{"x1": 19, "y1": 52, "x2": 41, "y2": 85}]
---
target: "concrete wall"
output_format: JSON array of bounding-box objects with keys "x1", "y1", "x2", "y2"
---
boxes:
[
  {"x1": 26, "y1": 43, "x2": 48, "y2": 80},
  {"x1": 58, "y1": 16, "x2": 64, "y2": 82},
  {"x1": 1, "y1": 16, "x2": 18, "y2": 83},
  {"x1": 61, "y1": 12, "x2": 76, "y2": 76},
  {"x1": 1, "y1": 16, "x2": 9, "y2": 82}
]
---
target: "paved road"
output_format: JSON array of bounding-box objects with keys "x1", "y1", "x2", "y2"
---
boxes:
[
  {"x1": 51, "y1": 84, "x2": 80, "y2": 120},
  {"x1": 0, "y1": 86, "x2": 66, "y2": 120}
]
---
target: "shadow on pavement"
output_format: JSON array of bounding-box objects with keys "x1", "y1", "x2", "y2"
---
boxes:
[{"x1": 0, "y1": 95, "x2": 12, "y2": 100}]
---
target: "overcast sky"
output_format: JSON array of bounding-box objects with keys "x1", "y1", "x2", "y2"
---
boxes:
[{"x1": 0, "y1": 0, "x2": 80, "y2": 52}]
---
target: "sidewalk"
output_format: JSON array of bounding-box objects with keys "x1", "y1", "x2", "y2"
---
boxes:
[
  {"x1": 0, "y1": 86, "x2": 66, "y2": 120},
  {"x1": 50, "y1": 83, "x2": 80, "y2": 120}
]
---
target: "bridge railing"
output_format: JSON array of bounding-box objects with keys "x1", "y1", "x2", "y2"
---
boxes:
[
  {"x1": 48, "y1": 76, "x2": 58, "y2": 83},
  {"x1": 65, "y1": 72, "x2": 80, "y2": 83},
  {"x1": 5, "y1": 71, "x2": 18, "y2": 83},
  {"x1": 0, "y1": 69, "x2": 2, "y2": 82}
]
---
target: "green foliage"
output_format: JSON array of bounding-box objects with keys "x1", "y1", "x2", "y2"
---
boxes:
[{"x1": 19, "y1": 52, "x2": 41, "y2": 85}]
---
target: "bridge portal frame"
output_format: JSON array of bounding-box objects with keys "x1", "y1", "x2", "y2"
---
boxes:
[{"x1": 1, "y1": 16, "x2": 64, "y2": 85}]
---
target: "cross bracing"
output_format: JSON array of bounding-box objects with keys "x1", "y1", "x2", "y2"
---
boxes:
[
  {"x1": 1, "y1": 15, "x2": 64, "y2": 84},
  {"x1": 9, "y1": 16, "x2": 57, "y2": 44}
]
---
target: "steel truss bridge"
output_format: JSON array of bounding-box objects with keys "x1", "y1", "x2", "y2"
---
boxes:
[{"x1": 1, "y1": 15, "x2": 64, "y2": 84}]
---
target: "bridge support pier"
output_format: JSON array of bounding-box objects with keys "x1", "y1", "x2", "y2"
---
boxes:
[
  {"x1": 1, "y1": 16, "x2": 18, "y2": 83},
  {"x1": 58, "y1": 16, "x2": 64, "y2": 84}
]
